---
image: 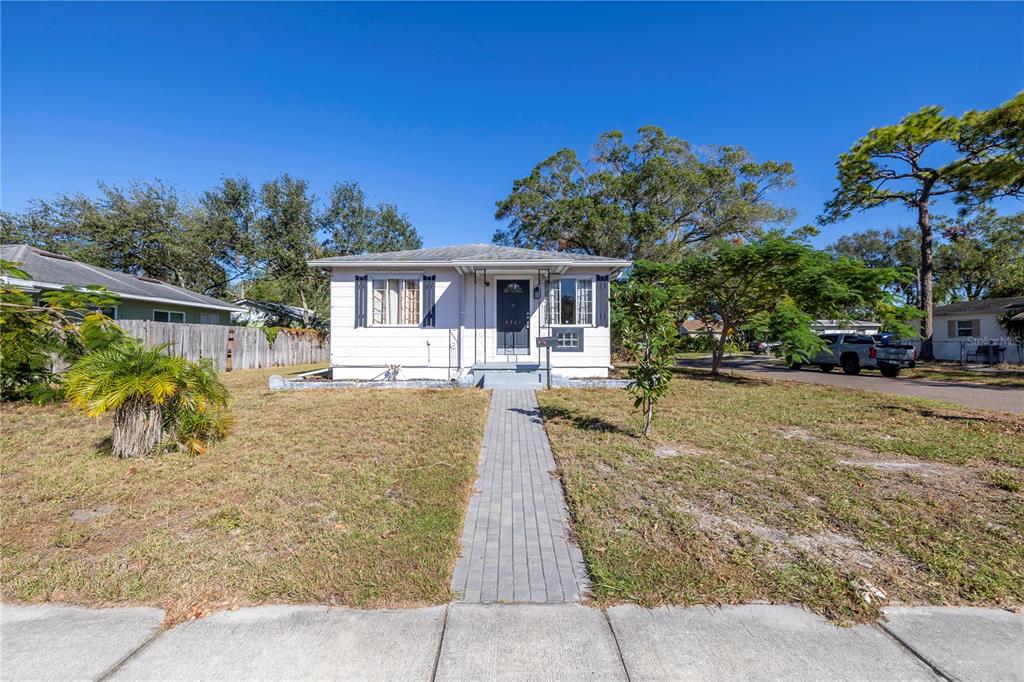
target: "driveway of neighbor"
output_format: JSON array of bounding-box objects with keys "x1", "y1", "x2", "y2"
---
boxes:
[
  {"x1": 678, "y1": 356, "x2": 1024, "y2": 414},
  {"x1": 2, "y1": 602, "x2": 1021, "y2": 681}
]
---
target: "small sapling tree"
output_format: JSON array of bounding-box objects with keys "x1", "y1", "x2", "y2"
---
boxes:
[{"x1": 617, "y1": 279, "x2": 679, "y2": 437}]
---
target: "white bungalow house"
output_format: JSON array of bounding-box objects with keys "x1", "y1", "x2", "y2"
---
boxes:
[
  {"x1": 308, "y1": 244, "x2": 630, "y2": 385},
  {"x1": 932, "y1": 296, "x2": 1024, "y2": 364}
]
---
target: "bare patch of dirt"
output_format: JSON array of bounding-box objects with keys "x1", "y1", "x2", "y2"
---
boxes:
[
  {"x1": 676, "y1": 500, "x2": 889, "y2": 573},
  {"x1": 70, "y1": 504, "x2": 115, "y2": 524},
  {"x1": 654, "y1": 443, "x2": 706, "y2": 458},
  {"x1": 839, "y1": 459, "x2": 946, "y2": 474},
  {"x1": 777, "y1": 427, "x2": 817, "y2": 441}
]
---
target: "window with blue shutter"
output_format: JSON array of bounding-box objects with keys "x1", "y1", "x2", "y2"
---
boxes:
[
  {"x1": 355, "y1": 275, "x2": 368, "y2": 327},
  {"x1": 596, "y1": 275, "x2": 610, "y2": 327}
]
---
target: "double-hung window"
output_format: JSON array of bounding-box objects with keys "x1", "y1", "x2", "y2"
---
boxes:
[
  {"x1": 372, "y1": 278, "x2": 421, "y2": 326},
  {"x1": 955, "y1": 320, "x2": 976, "y2": 337},
  {"x1": 545, "y1": 278, "x2": 593, "y2": 326}
]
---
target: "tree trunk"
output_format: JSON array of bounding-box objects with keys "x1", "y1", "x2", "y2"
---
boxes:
[
  {"x1": 643, "y1": 398, "x2": 653, "y2": 437},
  {"x1": 711, "y1": 324, "x2": 728, "y2": 375},
  {"x1": 299, "y1": 289, "x2": 310, "y2": 328},
  {"x1": 918, "y1": 195, "x2": 935, "y2": 360},
  {"x1": 112, "y1": 400, "x2": 164, "y2": 458}
]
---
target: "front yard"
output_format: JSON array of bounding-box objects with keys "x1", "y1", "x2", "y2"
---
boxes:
[
  {"x1": 903, "y1": 363, "x2": 1024, "y2": 387},
  {"x1": 538, "y1": 375, "x2": 1024, "y2": 623},
  {"x1": 0, "y1": 366, "x2": 489, "y2": 623}
]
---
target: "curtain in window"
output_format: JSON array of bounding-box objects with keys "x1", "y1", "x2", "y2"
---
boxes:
[
  {"x1": 372, "y1": 278, "x2": 420, "y2": 325},
  {"x1": 546, "y1": 281, "x2": 561, "y2": 326},
  {"x1": 372, "y1": 280, "x2": 389, "y2": 325},
  {"x1": 576, "y1": 279, "x2": 593, "y2": 325},
  {"x1": 401, "y1": 279, "x2": 420, "y2": 325}
]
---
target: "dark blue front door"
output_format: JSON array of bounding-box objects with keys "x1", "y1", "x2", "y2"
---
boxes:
[{"x1": 497, "y1": 279, "x2": 530, "y2": 354}]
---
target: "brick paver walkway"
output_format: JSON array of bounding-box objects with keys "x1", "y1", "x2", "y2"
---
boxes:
[{"x1": 451, "y1": 389, "x2": 590, "y2": 603}]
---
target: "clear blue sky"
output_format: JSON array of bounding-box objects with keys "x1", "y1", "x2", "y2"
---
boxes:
[{"x1": 3, "y1": 2, "x2": 1022, "y2": 249}]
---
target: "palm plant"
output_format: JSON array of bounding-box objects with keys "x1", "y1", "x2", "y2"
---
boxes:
[{"x1": 64, "y1": 340, "x2": 230, "y2": 458}]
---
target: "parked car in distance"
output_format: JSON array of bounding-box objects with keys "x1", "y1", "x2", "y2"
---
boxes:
[
  {"x1": 749, "y1": 340, "x2": 774, "y2": 355},
  {"x1": 789, "y1": 334, "x2": 916, "y2": 377}
]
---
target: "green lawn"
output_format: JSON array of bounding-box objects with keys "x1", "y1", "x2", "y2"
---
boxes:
[
  {"x1": 538, "y1": 375, "x2": 1024, "y2": 623},
  {"x1": 903, "y1": 364, "x2": 1024, "y2": 387},
  {"x1": 0, "y1": 366, "x2": 489, "y2": 623}
]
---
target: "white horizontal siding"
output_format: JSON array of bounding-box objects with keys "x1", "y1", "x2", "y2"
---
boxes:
[
  {"x1": 330, "y1": 268, "x2": 461, "y2": 379},
  {"x1": 933, "y1": 311, "x2": 1023, "y2": 363},
  {"x1": 329, "y1": 265, "x2": 618, "y2": 379}
]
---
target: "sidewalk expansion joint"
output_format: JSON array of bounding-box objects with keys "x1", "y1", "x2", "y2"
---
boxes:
[
  {"x1": 96, "y1": 623, "x2": 168, "y2": 681},
  {"x1": 874, "y1": 622, "x2": 955, "y2": 682},
  {"x1": 429, "y1": 604, "x2": 450, "y2": 682},
  {"x1": 603, "y1": 608, "x2": 632, "y2": 682}
]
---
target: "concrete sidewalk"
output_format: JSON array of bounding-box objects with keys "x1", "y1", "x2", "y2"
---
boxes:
[{"x1": 2, "y1": 602, "x2": 1020, "y2": 681}]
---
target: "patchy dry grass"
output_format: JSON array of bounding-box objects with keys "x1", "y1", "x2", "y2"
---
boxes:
[
  {"x1": 538, "y1": 374, "x2": 1024, "y2": 623},
  {"x1": 903, "y1": 363, "x2": 1024, "y2": 387},
  {"x1": 0, "y1": 365, "x2": 488, "y2": 622}
]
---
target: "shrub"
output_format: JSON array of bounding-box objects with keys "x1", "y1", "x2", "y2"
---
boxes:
[
  {"x1": 64, "y1": 340, "x2": 231, "y2": 458},
  {"x1": 1, "y1": 259, "x2": 122, "y2": 402}
]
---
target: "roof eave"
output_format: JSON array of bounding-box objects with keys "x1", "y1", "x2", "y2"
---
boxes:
[
  {"x1": 2, "y1": 276, "x2": 244, "y2": 313},
  {"x1": 308, "y1": 258, "x2": 632, "y2": 269}
]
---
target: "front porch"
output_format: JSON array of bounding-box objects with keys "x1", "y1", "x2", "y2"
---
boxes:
[{"x1": 466, "y1": 361, "x2": 547, "y2": 388}]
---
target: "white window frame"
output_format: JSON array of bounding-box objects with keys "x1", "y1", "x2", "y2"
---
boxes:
[
  {"x1": 369, "y1": 276, "x2": 423, "y2": 327},
  {"x1": 88, "y1": 305, "x2": 118, "y2": 320},
  {"x1": 153, "y1": 309, "x2": 185, "y2": 324},
  {"x1": 955, "y1": 319, "x2": 975, "y2": 338},
  {"x1": 546, "y1": 277, "x2": 595, "y2": 326}
]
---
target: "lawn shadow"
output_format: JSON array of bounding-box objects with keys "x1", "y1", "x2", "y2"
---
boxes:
[
  {"x1": 507, "y1": 407, "x2": 545, "y2": 425},
  {"x1": 93, "y1": 436, "x2": 114, "y2": 457},
  {"x1": 669, "y1": 366, "x2": 766, "y2": 386},
  {"x1": 537, "y1": 404, "x2": 636, "y2": 437}
]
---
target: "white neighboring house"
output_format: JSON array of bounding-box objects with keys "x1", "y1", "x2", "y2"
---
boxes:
[
  {"x1": 932, "y1": 296, "x2": 1024, "y2": 364},
  {"x1": 308, "y1": 244, "x2": 631, "y2": 382},
  {"x1": 811, "y1": 319, "x2": 882, "y2": 335},
  {"x1": 231, "y1": 299, "x2": 321, "y2": 328}
]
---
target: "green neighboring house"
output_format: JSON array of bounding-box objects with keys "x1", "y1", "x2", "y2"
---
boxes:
[{"x1": 1, "y1": 244, "x2": 243, "y2": 324}]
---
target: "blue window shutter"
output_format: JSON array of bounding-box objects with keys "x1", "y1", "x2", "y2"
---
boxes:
[
  {"x1": 422, "y1": 275, "x2": 436, "y2": 327},
  {"x1": 596, "y1": 275, "x2": 610, "y2": 327},
  {"x1": 355, "y1": 275, "x2": 368, "y2": 327}
]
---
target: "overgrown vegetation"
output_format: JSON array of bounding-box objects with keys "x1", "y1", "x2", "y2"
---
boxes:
[
  {"x1": 538, "y1": 376, "x2": 1023, "y2": 624},
  {"x1": 0, "y1": 259, "x2": 121, "y2": 402},
  {"x1": 0, "y1": 366, "x2": 489, "y2": 621}
]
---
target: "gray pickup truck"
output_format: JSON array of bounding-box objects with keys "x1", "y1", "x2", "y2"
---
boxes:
[{"x1": 789, "y1": 333, "x2": 916, "y2": 377}]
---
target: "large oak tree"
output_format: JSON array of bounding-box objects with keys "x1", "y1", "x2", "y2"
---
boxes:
[{"x1": 494, "y1": 126, "x2": 796, "y2": 260}]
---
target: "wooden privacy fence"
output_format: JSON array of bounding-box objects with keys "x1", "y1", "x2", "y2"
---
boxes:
[{"x1": 116, "y1": 320, "x2": 328, "y2": 371}]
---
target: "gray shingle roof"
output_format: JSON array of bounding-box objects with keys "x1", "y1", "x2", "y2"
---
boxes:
[
  {"x1": 933, "y1": 296, "x2": 1024, "y2": 315},
  {"x1": 308, "y1": 243, "x2": 631, "y2": 266},
  {"x1": 1, "y1": 244, "x2": 242, "y2": 311}
]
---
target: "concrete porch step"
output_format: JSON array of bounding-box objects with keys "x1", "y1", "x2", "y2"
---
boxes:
[
  {"x1": 482, "y1": 372, "x2": 544, "y2": 388},
  {"x1": 469, "y1": 362, "x2": 547, "y2": 388}
]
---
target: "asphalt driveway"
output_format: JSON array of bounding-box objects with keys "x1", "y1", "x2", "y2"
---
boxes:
[{"x1": 678, "y1": 356, "x2": 1024, "y2": 414}]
